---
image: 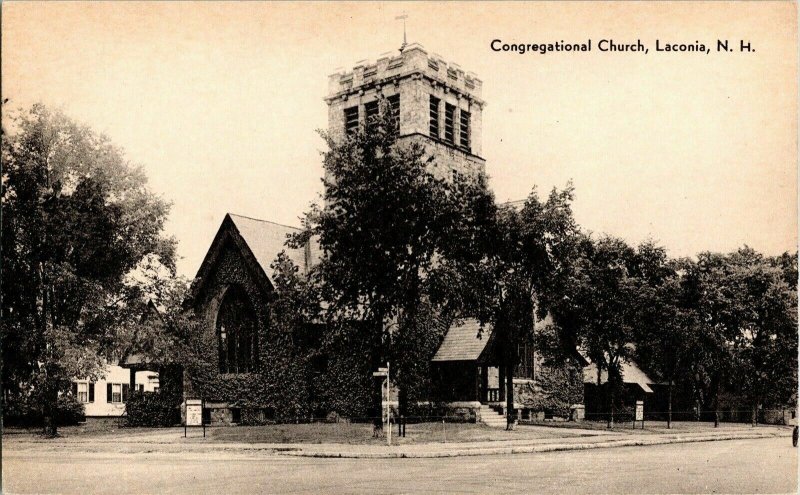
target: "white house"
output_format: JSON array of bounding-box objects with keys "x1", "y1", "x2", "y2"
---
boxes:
[{"x1": 72, "y1": 364, "x2": 159, "y2": 417}]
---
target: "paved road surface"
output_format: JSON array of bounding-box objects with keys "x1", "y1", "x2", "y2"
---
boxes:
[{"x1": 3, "y1": 437, "x2": 796, "y2": 494}]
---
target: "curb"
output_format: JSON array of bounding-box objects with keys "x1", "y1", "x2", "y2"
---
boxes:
[{"x1": 280, "y1": 431, "x2": 785, "y2": 459}]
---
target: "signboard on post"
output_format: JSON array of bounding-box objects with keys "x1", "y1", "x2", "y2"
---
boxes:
[
  {"x1": 185, "y1": 398, "x2": 205, "y2": 437},
  {"x1": 635, "y1": 400, "x2": 644, "y2": 429}
]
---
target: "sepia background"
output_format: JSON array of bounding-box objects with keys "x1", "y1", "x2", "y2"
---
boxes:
[{"x1": 2, "y1": 1, "x2": 797, "y2": 278}]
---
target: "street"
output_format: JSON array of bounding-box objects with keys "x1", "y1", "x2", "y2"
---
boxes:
[{"x1": 3, "y1": 437, "x2": 796, "y2": 494}]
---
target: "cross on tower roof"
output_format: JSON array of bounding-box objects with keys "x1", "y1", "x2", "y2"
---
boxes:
[{"x1": 395, "y1": 13, "x2": 408, "y2": 51}]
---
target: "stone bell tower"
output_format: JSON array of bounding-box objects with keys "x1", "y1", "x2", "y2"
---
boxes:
[{"x1": 324, "y1": 43, "x2": 486, "y2": 182}]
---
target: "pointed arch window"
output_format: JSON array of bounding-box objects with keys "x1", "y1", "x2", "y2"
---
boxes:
[{"x1": 217, "y1": 286, "x2": 258, "y2": 373}]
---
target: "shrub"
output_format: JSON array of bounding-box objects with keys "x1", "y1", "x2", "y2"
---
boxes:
[
  {"x1": 239, "y1": 407, "x2": 276, "y2": 426},
  {"x1": 3, "y1": 391, "x2": 85, "y2": 427},
  {"x1": 55, "y1": 394, "x2": 87, "y2": 425},
  {"x1": 125, "y1": 391, "x2": 180, "y2": 427}
]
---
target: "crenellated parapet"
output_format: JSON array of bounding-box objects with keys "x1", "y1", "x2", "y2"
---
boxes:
[
  {"x1": 325, "y1": 43, "x2": 486, "y2": 181},
  {"x1": 325, "y1": 43, "x2": 484, "y2": 107}
]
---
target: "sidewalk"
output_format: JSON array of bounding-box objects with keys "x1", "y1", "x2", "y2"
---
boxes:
[
  {"x1": 270, "y1": 424, "x2": 790, "y2": 458},
  {"x1": 4, "y1": 423, "x2": 791, "y2": 459}
]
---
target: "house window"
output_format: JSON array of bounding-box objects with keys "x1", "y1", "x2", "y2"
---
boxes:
[
  {"x1": 106, "y1": 383, "x2": 131, "y2": 403},
  {"x1": 77, "y1": 382, "x2": 88, "y2": 403},
  {"x1": 344, "y1": 106, "x2": 359, "y2": 135},
  {"x1": 444, "y1": 103, "x2": 456, "y2": 144},
  {"x1": 311, "y1": 353, "x2": 329, "y2": 375},
  {"x1": 217, "y1": 286, "x2": 258, "y2": 374},
  {"x1": 459, "y1": 110, "x2": 471, "y2": 151},
  {"x1": 429, "y1": 96, "x2": 440, "y2": 138}
]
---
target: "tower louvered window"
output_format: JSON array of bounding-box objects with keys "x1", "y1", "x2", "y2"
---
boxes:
[
  {"x1": 444, "y1": 103, "x2": 456, "y2": 144},
  {"x1": 365, "y1": 100, "x2": 379, "y2": 130},
  {"x1": 388, "y1": 94, "x2": 400, "y2": 136},
  {"x1": 365, "y1": 97, "x2": 399, "y2": 137},
  {"x1": 459, "y1": 110, "x2": 471, "y2": 151},
  {"x1": 429, "y1": 96, "x2": 440, "y2": 138},
  {"x1": 344, "y1": 106, "x2": 359, "y2": 135}
]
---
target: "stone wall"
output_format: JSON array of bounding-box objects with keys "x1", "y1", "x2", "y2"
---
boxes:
[{"x1": 400, "y1": 134, "x2": 485, "y2": 182}]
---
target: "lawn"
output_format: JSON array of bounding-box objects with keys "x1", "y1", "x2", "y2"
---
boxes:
[
  {"x1": 2, "y1": 417, "x2": 177, "y2": 441},
  {"x1": 6, "y1": 417, "x2": 787, "y2": 446},
  {"x1": 207, "y1": 421, "x2": 576, "y2": 445},
  {"x1": 520, "y1": 419, "x2": 792, "y2": 435},
  {"x1": 4, "y1": 419, "x2": 578, "y2": 445}
]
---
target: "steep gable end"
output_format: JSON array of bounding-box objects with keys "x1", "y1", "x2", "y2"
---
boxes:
[
  {"x1": 186, "y1": 213, "x2": 320, "y2": 306},
  {"x1": 228, "y1": 214, "x2": 307, "y2": 277}
]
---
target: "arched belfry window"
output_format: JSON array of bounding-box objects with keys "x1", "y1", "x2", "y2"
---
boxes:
[{"x1": 217, "y1": 286, "x2": 258, "y2": 373}]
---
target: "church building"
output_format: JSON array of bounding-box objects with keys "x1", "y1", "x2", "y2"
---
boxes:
[{"x1": 185, "y1": 43, "x2": 587, "y2": 426}]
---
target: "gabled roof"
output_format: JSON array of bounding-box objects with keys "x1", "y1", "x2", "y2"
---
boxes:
[
  {"x1": 582, "y1": 356, "x2": 656, "y2": 394},
  {"x1": 228, "y1": 214, "x2": 316, "y2": 277},
  {"x1": 432, "y1": 318, "x2": 494, "y2": 362},
  {"x1": 186, "y1": 213, "x2": 320, "y2": 304}
]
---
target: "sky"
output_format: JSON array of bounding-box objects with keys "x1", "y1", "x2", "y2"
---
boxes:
[{"x1": 3, "y1": 2, "x2": 797, "y2": 278}]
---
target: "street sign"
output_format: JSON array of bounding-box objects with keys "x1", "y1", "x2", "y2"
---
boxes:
[{"x1": 372, "y1": 363, "x2": 393, "y2": 445}]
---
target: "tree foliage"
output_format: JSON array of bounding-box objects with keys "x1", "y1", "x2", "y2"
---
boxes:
[
  {"x1": 1, "y1": 104, "x2": 175, "y2": 435},
  {"x1": 683, "y1": 248, "x2": 798, "y2": 424},
  {"x1": 293, "y1": 103, "x2": 491, "y2": 425},
  {"x1": 457, "y1": 185, "x2": 582, "y2": 427}
]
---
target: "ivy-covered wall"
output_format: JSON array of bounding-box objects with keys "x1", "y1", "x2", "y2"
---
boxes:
[
  {"x1": 309, "y1": 323, "x2": 376, "y2": 419},
  {"x1": 185, "y1": 239, "x2": 375, "y2": 423},
  {"x1": 514, "y1": 357, "x2": 584, "y2": 417},
  {"x1": 394, "y1": 303, "x2": 452, "y2": 414},
  {"x1": 185, "y1": 239, "x2": 281, "y2": 414},
  {"x1": 185, "y1": 233, "x2": 585, "y2": 424}
]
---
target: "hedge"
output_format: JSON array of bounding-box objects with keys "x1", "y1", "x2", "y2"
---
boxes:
[
  {"x1": 125, "y1": 391, "x2": 181, "y2": 427},
  {"x1": 3, "y1": 392, "x2": 85, "y2": 427}
]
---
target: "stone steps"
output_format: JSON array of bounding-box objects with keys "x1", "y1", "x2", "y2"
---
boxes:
[{"x1": 480, "y1": 405, "x2": 508, "y2": 428}]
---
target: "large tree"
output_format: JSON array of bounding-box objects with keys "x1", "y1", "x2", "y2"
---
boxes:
[
  {"x1": 677, "y1": 248, "x2": 798, "y2": 427},
  {"x1": 2, "y1": 104, "x2": 175, "y2": 435},
  {"x1": 293, "y1": 102, "x2": 489, "y2": 433},
  {"x1": 463, "y1": 185, "x2": 582, "y2": 429},
  {"x1": 702, "y1": 248, "x2": 797, "y2": 426},
  {"x1": 541, "y1": 236, "x2": 670, "y2": 427},
  {"x1": 633, "y1": 256, "x2": 701, "y2": 428}
]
